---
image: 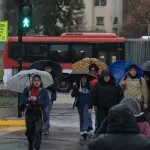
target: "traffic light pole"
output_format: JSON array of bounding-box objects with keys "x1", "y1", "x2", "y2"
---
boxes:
[{"x1": 17, "y1": 0, "x2": 23, "y2": 118}]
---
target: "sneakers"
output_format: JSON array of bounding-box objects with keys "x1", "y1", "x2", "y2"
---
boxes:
[
  {"x1": 43, "y1": 130, "x2": 49, "y2": 135},
  {"x1": 82, "y1": 131, "x2": 88, "y2": 139}
]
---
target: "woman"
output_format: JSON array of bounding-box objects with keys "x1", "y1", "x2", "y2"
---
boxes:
[
  {"x1": 120, "y1": 96, "x2": 150, "y2": 137},
  {"x1": 20, "y1": 75, "x2": 49, "y2": 150},
  {"x1": 88, "y1": 104, "x2": 150, "y2": 150},
  {"x1": 88, "y1": 69, "x2": 124, "y2": 129},
  {"x1": 71, "y1": 75, "x2": 90, "y2": 138}
]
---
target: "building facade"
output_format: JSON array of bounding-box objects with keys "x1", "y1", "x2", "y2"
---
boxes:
[{"x1": 83, "y1": 0, "x2": 123, "y2": 33}]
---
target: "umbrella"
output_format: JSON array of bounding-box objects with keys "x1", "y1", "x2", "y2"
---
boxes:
[
  {"x1": 6, "y1": 69, "x2": 54, "y2": 93},
  {"x1": 27, "y1": 60, "x2": 62, "y2": 77},
  {"x1": 141, "y1": 61, "x2": 150, "y2": 72},
  {"x1": 64, "y1": 71, "x2": 95, "y2": 82},
  {"x1": 72, "y1": 58, "x2": 107, "y2": 73},
  {"x1": 108, "y1": 60, "x2": 144, "y2": 83}
]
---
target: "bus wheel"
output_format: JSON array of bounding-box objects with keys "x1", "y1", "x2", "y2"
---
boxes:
[{"x1": 58, "y1": 79, "x2": 72, "y2": 93}]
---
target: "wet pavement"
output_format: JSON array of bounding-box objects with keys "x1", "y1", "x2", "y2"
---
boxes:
[{"x1": 0, "y1": 103, "x2": 95, "y2": 150}]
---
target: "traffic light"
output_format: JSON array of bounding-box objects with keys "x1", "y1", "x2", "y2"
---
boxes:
[
  {"x1": 114, "y1": 17, "x2": 118, "y2": 24},
  {"x1": 19, "y1": 4, "x2": 32, "y2": 30}
]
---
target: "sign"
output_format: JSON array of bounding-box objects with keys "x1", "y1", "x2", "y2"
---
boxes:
[{"x1": 0, "y1": 21, "x2": 8, "y2": 42}]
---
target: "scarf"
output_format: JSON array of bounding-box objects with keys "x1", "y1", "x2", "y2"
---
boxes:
[{"x1": 31, "y1": 85, "x2": 40, "y2": 97}]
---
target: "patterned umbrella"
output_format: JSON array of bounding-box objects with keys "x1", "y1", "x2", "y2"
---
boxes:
[
  {"x1": 72, "y1": 58, "x2": 107, "y2": 74},
  {"x1": 6, "y1": 69, "x2": 54, "y2": 93}
]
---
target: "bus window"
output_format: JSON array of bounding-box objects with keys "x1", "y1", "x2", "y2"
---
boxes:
[
  {"x1": 99, "y1": 52, "x2": 106, "y2": 63},
  {"x1": 49, "y1": 44, "x2": 71, "y2": 63},
  {"x1": 8, "y1": 43, "x2": 25, "y2": 60},
  {"x1": 70, "y1": 44, "x2": 93, "y2": 62}
]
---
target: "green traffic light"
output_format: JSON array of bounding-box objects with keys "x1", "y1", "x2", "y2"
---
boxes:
[{"x1": 22, "y1": 17, "x2": 30, "y2": 28}]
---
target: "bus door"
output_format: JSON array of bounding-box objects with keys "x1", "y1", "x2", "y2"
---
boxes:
[{"x1": 96, "y1": 43, "x2": 125, "y2": 65}]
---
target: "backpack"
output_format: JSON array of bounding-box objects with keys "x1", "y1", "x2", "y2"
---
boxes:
[{"x1": 123, "y1": 75, "x2": 142, "y2": 85}]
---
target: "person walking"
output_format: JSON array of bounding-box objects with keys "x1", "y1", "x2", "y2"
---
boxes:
[
  {"x1": 71, "y1": 75, "x2": 90, "y2": 139},
  {"x1": 120, "y1": 65, "x2": 149, "y2": 110},
  {"x1": 120, "y1": 96, "x2": 150, "y2": 137},
  {"x1": 20, "y1": 75, "x2": 49, "y2": 150},
  {"x1": 88, "y1": 69, "x2": 124, "y2": 129},
  {"x1": 43, "y1": 64, "x2": 57, "y2": 135},
  {"x1": 88, "y1": 104, "x2": 150, "y2": 150}
]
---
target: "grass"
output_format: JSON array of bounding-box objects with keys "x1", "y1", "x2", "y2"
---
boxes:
[{"x1": 0, "y1": 96, "x2": 17, "y2": 108}]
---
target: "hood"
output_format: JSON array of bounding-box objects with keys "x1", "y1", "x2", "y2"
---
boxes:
[
  {"x1": 120, "y1": 96, "x2": 142, "y2": 116},
  {"x1": 99, "y1": 69, "x2": 115, "y2": 83},
  {"x1": 106, "y1": 104, "x2": 140, "y2": 133}
]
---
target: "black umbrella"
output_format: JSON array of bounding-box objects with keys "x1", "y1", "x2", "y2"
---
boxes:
[
  {"x1": 141, "y1": 61, "x2": 150, "y2": 72},
  {"x1": 27, "y1": 60, "x2": 62, "y2": 77},
  {"x1": 64, "y1": 71, "x2": 95, "y2": 82}
]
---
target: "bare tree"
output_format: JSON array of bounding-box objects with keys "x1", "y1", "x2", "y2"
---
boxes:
[{"x1": 123, "y1": 0, "x2": 150, "y2": 37}]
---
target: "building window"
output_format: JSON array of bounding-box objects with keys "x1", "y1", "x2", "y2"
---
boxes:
[
  {"x1": 95, "y1": 0, "x2": 106, "y2": 6},
  {"x1": 96, "y1": 17, "x2": 104, "y2": 25}
]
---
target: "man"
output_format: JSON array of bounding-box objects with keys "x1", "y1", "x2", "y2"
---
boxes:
[
  {"x1": 43, "y1": 64, "x2": 57, "y2": 135},
  {"x1": 88, "y1": 64, "x2": 99, "y2": 132},
  {"x1": 120, "y1": 65, "x2": 148, "y2": 110}
]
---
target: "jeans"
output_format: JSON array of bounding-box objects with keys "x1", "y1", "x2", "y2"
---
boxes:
[
  {"x1": 43, "y1": 100, "x2": 53, "y2": 131},
  {"x1": 77, "y1": 104, "x2": 89, "y2": 132}
]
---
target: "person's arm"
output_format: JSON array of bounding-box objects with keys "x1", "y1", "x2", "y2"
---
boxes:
[
  {"x1": 20, "y1": 88, "x2": 29, "y2": 106},
  {"x1": 88, "y1": 83, "x2": 98, "y2": 110},
  {"x1": 71, "y1": 85, "x2": 80, "y2": 97},
  {"x1": 141, "y1": 78, "x2": 149, "y2": 106},
  {"x1": 36, "y1": 89, "x2": 49, "y2": 108}
]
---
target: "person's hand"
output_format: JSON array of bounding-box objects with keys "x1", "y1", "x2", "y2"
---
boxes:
[
  {"x1": 88, "y1": 109, "x2": 92, "y2": 114},
  {"x1": 79, "y1": 89, "x2": 82, "y2": 92},
  {"x1": 121, "y1": 80, "x2": 126, "y2": 86},
  {"x1": 30, "y1": 96, "x2": 37, "y2": 101},
  {"x1": 144, "y1": 103, "x2": 148, "y2": 110}
]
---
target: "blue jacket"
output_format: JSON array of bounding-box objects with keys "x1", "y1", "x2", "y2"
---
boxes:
[{"x1": 20, "y1": 87, "x2": 49, "y2": 123}]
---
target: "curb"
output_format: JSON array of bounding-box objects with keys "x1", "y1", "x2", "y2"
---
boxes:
[{"x1": 0, "y1": 120, "x2": 25, "y2": 126}]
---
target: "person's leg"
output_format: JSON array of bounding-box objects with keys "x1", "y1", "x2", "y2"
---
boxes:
[
  {"x1": 43, "y1": 100, "x2": 53, "y2": 134},
  {"x1": 96, "y1": 109, "x2": 108, "y2": 129},
  {"x1": 94, "y1": 107, "x2": 98, "y2": 133},
  {"x1": 77, "y1": 105, "x2": 84, "y2": 136},
  {"x1": 34, "y1": 116, "x2": 43, "y2": 150},
  {"x1": 88, "y1": 113, "x2": 93, "y2": 132},
  {"x1": 83, "y1": 104, "x2": 89, "y2": 132},
  {"x1": 25, "y1": 120, "x2": 34, "y2": 150}
]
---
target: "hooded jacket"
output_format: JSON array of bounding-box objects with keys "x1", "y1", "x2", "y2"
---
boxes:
[
  {"x1": 88, "y1": 70, "x2": 124, "y2": 109},
  {"x1": 88, "y1": 104, "x2": 150, "y2": 150}
]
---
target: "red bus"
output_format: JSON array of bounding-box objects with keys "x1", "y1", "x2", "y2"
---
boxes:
[{"x1": 3, "y1": 33, "x2": 125, "y2": 92}]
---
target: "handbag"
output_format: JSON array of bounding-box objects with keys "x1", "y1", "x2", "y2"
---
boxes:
[{"x1": 73, "y1": 97, "x2": 78, "y2": 109}]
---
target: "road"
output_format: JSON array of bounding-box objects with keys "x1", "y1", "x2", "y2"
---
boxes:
[{"x1": 0, "y1": 103, "x2": 94, "y2": 150}]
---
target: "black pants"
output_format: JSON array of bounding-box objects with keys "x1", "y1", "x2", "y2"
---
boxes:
[
  {"x1": 96, "y1": 108, "x2": 109, "y2": 128},
  {"x1": 25, "y1": 116, "x2": 43, "y2": 149}
]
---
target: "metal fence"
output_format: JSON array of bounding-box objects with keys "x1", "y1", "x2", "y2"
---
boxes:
[{"x1": 125, "y1": 39, "x2": 150, "y2": 65}]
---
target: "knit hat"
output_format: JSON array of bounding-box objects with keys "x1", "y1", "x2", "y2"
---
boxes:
[{"x1": 120, "y1": 96, "x2": 142, "y2": 116}]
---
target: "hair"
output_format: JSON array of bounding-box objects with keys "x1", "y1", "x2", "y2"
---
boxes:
[
  {"x1": 32, "y1": 75, "x2": 43, "y2": 88},
  {"x1": 89, "y1": 64, "x2": 99, "y2": 72},
  {"x1": 128, "y1": 65, "x2": 137, "y2": 71}
]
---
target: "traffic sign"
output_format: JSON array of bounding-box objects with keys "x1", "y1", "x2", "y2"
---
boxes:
[{"x1": 0, "y1": 21, "x2": 8, "y2": 42}]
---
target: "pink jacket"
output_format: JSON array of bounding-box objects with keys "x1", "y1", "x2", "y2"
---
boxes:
[{"x1": 138, "y1": 121, "x2": 150, "y2": 137}]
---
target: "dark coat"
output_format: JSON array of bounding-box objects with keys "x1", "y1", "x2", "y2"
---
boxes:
[
  {"x1": 88, "y1": 104, "x2": 150, "y2": 150},
  {"x1": 88, "y1": 70, "x2": 124, "y2": 109},
  {"x1": 46, "y1": 74, "x2": 58, "y2": 101},
  {"x1": 20, "y1": 87, "x2": 49, "y2": 123}
]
